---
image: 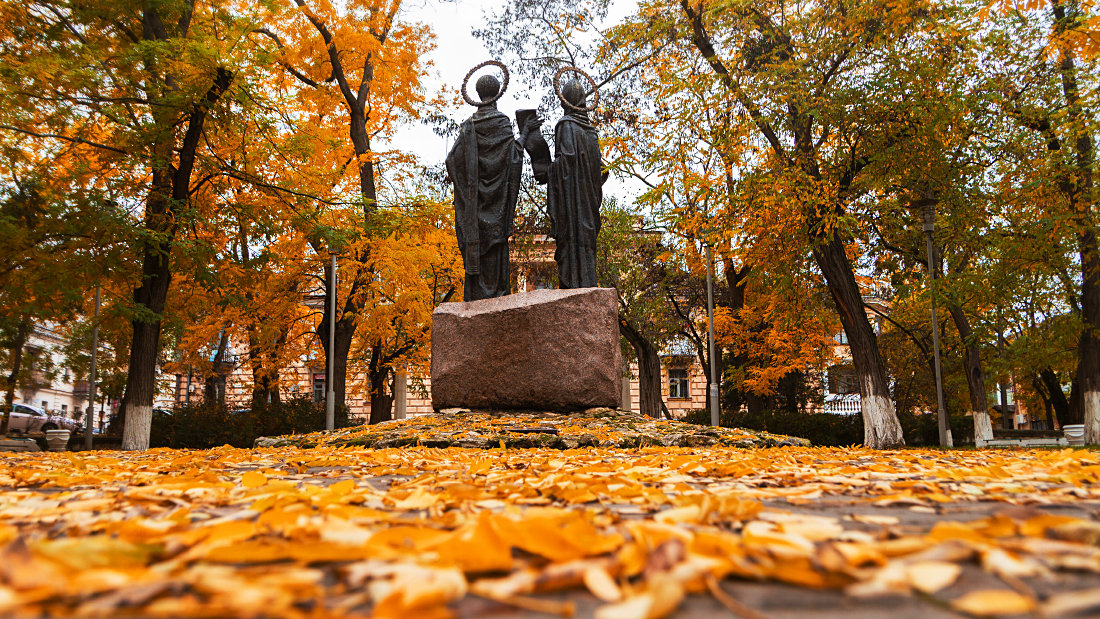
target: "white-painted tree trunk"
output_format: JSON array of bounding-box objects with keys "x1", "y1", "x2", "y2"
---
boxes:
[
  {"x1": 122, "y1": 405, "x2": 152, "y2": 451},
  {"x1": 1084, "y1": 390, "x2": 1100, "y2": 444},
  {"x1": 973, "y1": 410, "x2": 994, "y2": 445},
  {"x1": 860, "y1": 392, "x2": 905, "y2": 449}
]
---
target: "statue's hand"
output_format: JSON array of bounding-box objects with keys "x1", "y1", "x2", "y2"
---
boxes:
[{"x1": 522, "y1": 115, "x2": 544, "y2": 138}]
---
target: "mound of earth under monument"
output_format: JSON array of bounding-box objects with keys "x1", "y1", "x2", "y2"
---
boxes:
[{"x1": 254, "y1": 408, "x2": 810, "y2": 449}]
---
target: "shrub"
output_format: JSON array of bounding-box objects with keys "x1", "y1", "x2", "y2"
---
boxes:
[
  {"x1": 681, "y1": 407, "x2": 975, "y2": 447},
  {"x1": 150, "y1": 397, "x2": 358, "y2": 449}
]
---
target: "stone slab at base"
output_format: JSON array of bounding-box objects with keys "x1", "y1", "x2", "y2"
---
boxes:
[{"x1": 431, "y1": 288, "x2": 622, "y2": 411}]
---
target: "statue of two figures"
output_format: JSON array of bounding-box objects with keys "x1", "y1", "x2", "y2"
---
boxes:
[{"x1": 445, "y1": 62, "x2": 603, "y2": 302}]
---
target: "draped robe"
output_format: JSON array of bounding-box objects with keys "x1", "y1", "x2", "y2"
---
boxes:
[
  {"x1": 445, "y1": 107, "x2": 523, "y2": 301},
  {"x1": 546, "y1": 113, "x2": 602, "y2": 289}
]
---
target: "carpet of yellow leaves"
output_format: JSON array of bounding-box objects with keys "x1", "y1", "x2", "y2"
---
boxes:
[{"x1": 1, "y1": 444, "x2": 1100, "y2": 617}]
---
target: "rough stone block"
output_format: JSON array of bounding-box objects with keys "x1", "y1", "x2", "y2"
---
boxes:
[{"x1": 431, "y1": 288, "x2": 622, "y2": 411}]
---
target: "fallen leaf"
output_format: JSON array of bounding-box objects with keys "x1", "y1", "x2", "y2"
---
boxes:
[
  {"x1": 594, "y1": 579, "x2": 683, "y2": 619},
  {"x1": 241, "y1": 471, "x2": 267, "y2": 489},
  {"x1": 583, "y1": 566, "x2": 622, "y2": 602},
  {"x1": 906, "y1": 561, "x2": 961, "y2": 594},
  {"x1": 1042, "y1": 587, "x2": 1100, "y2": 617},
  {"x1": 951, "y1": 589, "x2": 1035, "y2": 616}
]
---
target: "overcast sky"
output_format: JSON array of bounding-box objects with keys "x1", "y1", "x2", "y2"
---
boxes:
[{"x1": 385, "y1": 0, "x2": 642, "y2": 201}]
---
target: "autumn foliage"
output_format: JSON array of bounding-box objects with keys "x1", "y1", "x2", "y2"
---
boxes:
[{"x1": 0, "y1": 0, "x2": 1097, "y2": 451}]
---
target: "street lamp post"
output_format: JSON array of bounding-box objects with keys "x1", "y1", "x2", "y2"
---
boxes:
[
  {"x1": 705, "y1": 244, "x2": 720, "y2": 427},
  {"x1": 923, "y1": 205, "x2": 953, "y2": 447},
  {"x1": 84, "y1": 286, "x2": 100, "y2": 450},
  {"x1": 325, "y1": 251, "x2": 337, "y2": 432}
]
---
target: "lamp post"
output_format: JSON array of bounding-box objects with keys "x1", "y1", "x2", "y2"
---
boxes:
[
  {"x1": 84, "y1": 286, "x2": 100, "y2": 450},
  {"x1": 705, "y1": 243, "x2": 720, "y2": 427},
  {"x1": 923, "y1": 205, "x2": 952, "y2": 447},
  {"x1": 325, "y1": 251, "x2": 337, "y2": 432}
]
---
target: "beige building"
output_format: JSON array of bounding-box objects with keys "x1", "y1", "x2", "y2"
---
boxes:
[{"x1": 5, "y1": 322, "x2": 114, "y2": 431}]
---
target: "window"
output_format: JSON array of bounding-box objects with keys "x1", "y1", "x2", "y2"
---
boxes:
[
  {"x1": 41, "y1": 401, "x2": 48, "y2": 411},
  {"x1": 312, "y1": 374, "x2": 326, "y2": 402},
  {"x1": 835, "y1": 331, "x2": 848, "y2": 344},
  {"x1": 669, "y1": 369, "x2": 690, "y2": 399},
  {"x1": 60, "y1": 404, "x2": 67, "y2": 414},
  {"x1": 827, "y1": 366, "x2": 858, "y2": 395}
]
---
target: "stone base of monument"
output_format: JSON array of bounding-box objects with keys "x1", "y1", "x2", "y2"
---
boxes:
[{"x1": 430, "y1": 287, "x2": 622, "y2": 411}]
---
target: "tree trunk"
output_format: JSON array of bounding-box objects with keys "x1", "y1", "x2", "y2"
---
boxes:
[
  {"x1": 293, "y1": 7, "x2": 385, "y2": 415},
  {"x1": 1039, "y1": 368, "x2": 1071, "y2": 427},
  {"x1": 318, "y1": 303, "x2": 356, "y2": 411},
  {"x1": 121, "y1": 315, "x2": 163, "y2": 450},
  {"x1": 717, "y1": 260, "x2": 750, "y2": 413},
  {"x1": 120, "y1": 60, "x2": 232, "y2": 451},
  {"x1": 367, "y1": 342, "x2": 393, "y2": 425},
  {"x1": 746, "y1": 391, "x2": 766, "y2": 416},
  {"x1": 1051, "y1": 0, "x2": 1099, "y2": 442},
  {"x1": 1033, "y1": 370, "x2": 1067, "y2": 429},
  {"x1": 947, "y1": 304, "x2": 994, "y2": 442},
  {"x1": 369, "y1": 373, "x2": 393, "y2": 425},
  {"x1": 121, "y1": 186, "x2": 173, "y2": 450},
  {"x1": 1, "y1": 318, "x2": 30, "y2": 435},
  {"x1": 250, "y1": 328, "x2": 286, "y2": 407},
  {"x1": 1067, "y1": 378, "x2": 1083, "y2": 425},
  {"x1": 620, "y1": 319, "x2": 662, "y2": 418},
  {"x1": 1078, "y1": 228, "x2": 1100, "y2": 441},
  {"x1": 813, "y1": 236, "x2": 905, "y2": 447},
  {"x1": 204, "y1": 331, "x2": 229, "y2": 404}
]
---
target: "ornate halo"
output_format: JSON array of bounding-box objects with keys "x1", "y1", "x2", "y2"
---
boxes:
[
  {"x1": 553, "y1": 66, "x2": 600, "y2": 112},
  {"x1": 461, "y1": 60, "x2": 509, "y2": 107}
]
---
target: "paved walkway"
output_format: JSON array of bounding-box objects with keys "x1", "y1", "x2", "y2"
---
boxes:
[{"x1": 1, "y1": 431, "x2": 1100, "y2": 617}]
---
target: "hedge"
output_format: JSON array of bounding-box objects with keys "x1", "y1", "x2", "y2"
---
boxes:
[
  {"x1": 681, "y1": 408, "x2": 975, "y2": 447},
  {"x1": 149, "y1": 397, "x2": 357, "y2": 449}
]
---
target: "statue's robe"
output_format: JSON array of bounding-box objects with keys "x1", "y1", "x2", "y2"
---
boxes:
[
  {"x1": 446, "y1": 107, "x2": 523, "y2": 302},
  {"x1": 546, "y1": 112, "x2": 602, "y2": 289}
]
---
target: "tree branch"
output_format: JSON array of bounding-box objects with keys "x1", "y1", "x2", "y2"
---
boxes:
[{"x1": 0, "y1": 125, "x2": 129, "y2": 155}]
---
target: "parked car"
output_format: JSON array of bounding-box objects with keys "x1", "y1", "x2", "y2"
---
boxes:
[{"x1": 4, "y1": 404, "x2": 81, "y2": 434}]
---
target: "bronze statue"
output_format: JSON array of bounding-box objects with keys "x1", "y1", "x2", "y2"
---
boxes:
[
  {"x1": 446, "y1": 61, "x2": 525, "y2": 302},
  {"x1": 521, "y1": 67, "x2": 604, "y2": 289}
]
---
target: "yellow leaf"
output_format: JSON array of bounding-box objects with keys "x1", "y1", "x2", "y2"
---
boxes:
[
  {"x1": 434, "y1": 512, "x2": 513, "y2": 573},
  {"x1": 906, "y1": 561, "x2": 961, "y2": 594},
  {"x1": 951, "y1": 590, "x2": 1035, "y2": 616},
  {"x1": 583, "y1": 566, "x2": 622, "y2": 602},
  {"x1": 328, "y1": 479, "x2": 356, "y2": 496},
  {"x1": 493, "y1": 511, "x2": 623, "y2": 562},
  {"x1": 928, "y1": 521, "x2": 985, "y2": 543},
  {"x1": 241, "y1": 471, "x2": 267, "y2": 489},
  {"x1": 391, "y1": 487, "x2": 439, "y2": 510},
  {"x1": 33, "y1": 537, "x2": 160, "y2": 570},
  {"x1": 594, "y1": 579, "x2": 683, "y2": 619},
  {"x1": 371, "y1": 565, "x2": 467, "y2": 619}
]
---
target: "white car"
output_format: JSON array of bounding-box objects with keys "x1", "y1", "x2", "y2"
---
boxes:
[{"x1": 4, "y1": 404, "x2": 81, "y2": 434}]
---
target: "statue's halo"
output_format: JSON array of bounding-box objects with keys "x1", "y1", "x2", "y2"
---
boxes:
[
  {"x1": 553, "y1": 66, "x2": 600, "y2": 113},
  {"x1": 461, "y1": 60, "x2": 510, "y2": 107}
]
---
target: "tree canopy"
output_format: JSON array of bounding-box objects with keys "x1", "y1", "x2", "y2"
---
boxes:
[{"x1": 0, "y1": 0, "x2": 1096, "y2": 448}]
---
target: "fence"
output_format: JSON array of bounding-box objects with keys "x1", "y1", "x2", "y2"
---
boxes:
[{"x1": 823, "y1": 394, "x2": 861, "y2": 415}]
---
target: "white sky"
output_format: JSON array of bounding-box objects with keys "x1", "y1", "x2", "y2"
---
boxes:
[{"x1": 387, "y1": 0, "x2": 642, "y2": 201}]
